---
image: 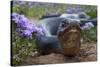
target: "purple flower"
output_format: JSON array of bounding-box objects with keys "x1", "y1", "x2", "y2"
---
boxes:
[
  {"x1": 11, "y1": 12, "x2": 45, "y2": 39},
  {"x1": 66, "y1": 7, "x2": 84, "y2": 14},
  {"x1": 81, "y1": 22, "x2": 94, "y2": 30},
  {"x1": 35, "y1": 25, "x2": 45, "y2": 36},
  {"x1": 22, "y1": 30, "x2": 32, "y2": 39},
  {"x1": 11, "y1": 13, "x2": 18, "y2": 19},
  {"x1": 86, "y1": 22, "x2": 94, "y2": 28},
  {"x1": 26, "y1": 23, "x2": 37, "y2": 32},
  {"x1": 16, "y1": 28, "x2": 21, "y2": 33},
  {"x1": 11, "y1": 13, "x2": 19, "y2": 23},
  {"x1": 17, "y1": 15, "x2": 29, "y2": 27}
]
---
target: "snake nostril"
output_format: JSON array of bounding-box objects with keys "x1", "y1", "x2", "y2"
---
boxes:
[{"x1": 62, "y1": 23, "x2": 65, "y2": 27}]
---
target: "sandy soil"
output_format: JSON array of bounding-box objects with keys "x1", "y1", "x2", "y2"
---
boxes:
[{"x1": 21, "y1": 42, "x2": 97, "y2": 65}]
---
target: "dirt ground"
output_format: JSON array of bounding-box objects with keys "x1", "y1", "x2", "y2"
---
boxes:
[{"x1": 21, "y1": 42, "x2": 97, "y2": 65}]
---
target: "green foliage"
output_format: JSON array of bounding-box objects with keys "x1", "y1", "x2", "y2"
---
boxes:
[
  {"x1": 86, "y1": 11, "x2": 97, "y2": 19},
  {"x1": 82, "y1": 26, "x2": 97, "y2": 42},
  {"x1": 12, "y1": 5, "x2": 21, "y2": 13},
  {"x1": 11, "y1": 23, "x2": 37, "y2": 65},
  {"x1": 12, "y1": 6, "x2": 45, "y2": 19},
  {"x1": 85, "y1": 6, "x2": 97, "y2": 19},
  {"x1": 12, "y1": 4, "x2": 67, "y2": 20}
]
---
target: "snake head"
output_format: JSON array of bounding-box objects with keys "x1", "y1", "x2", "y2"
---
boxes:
[
  {"x1": 57, "y1": 19, "x2": 81, "y2": 56},
  {"x1": 57, "y1": 19, "x2": 81, "y2": 34}
]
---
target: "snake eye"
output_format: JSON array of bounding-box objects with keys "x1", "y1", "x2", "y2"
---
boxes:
[
  {"x1": 61, "y1": 23, "x2": 65, "y2": 27},
  {"x1": 61, "y1": 20, "x2": 69, "y2": 28}
]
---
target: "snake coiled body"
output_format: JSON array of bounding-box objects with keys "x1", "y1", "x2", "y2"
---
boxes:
[{"x1": 36, "y1": 14, "x2": 96, "y2": 56}]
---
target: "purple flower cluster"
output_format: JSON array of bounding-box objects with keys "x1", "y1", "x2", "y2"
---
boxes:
[
  {"x1": 66, "y1": 7, "x2": 84, "y2": 14},
  {"x1": 11, "y1": 13, "x2": 45, "y2": 39},
  {"x1": 81, "y1": 22, "x2": 94, "y2": 30}
]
